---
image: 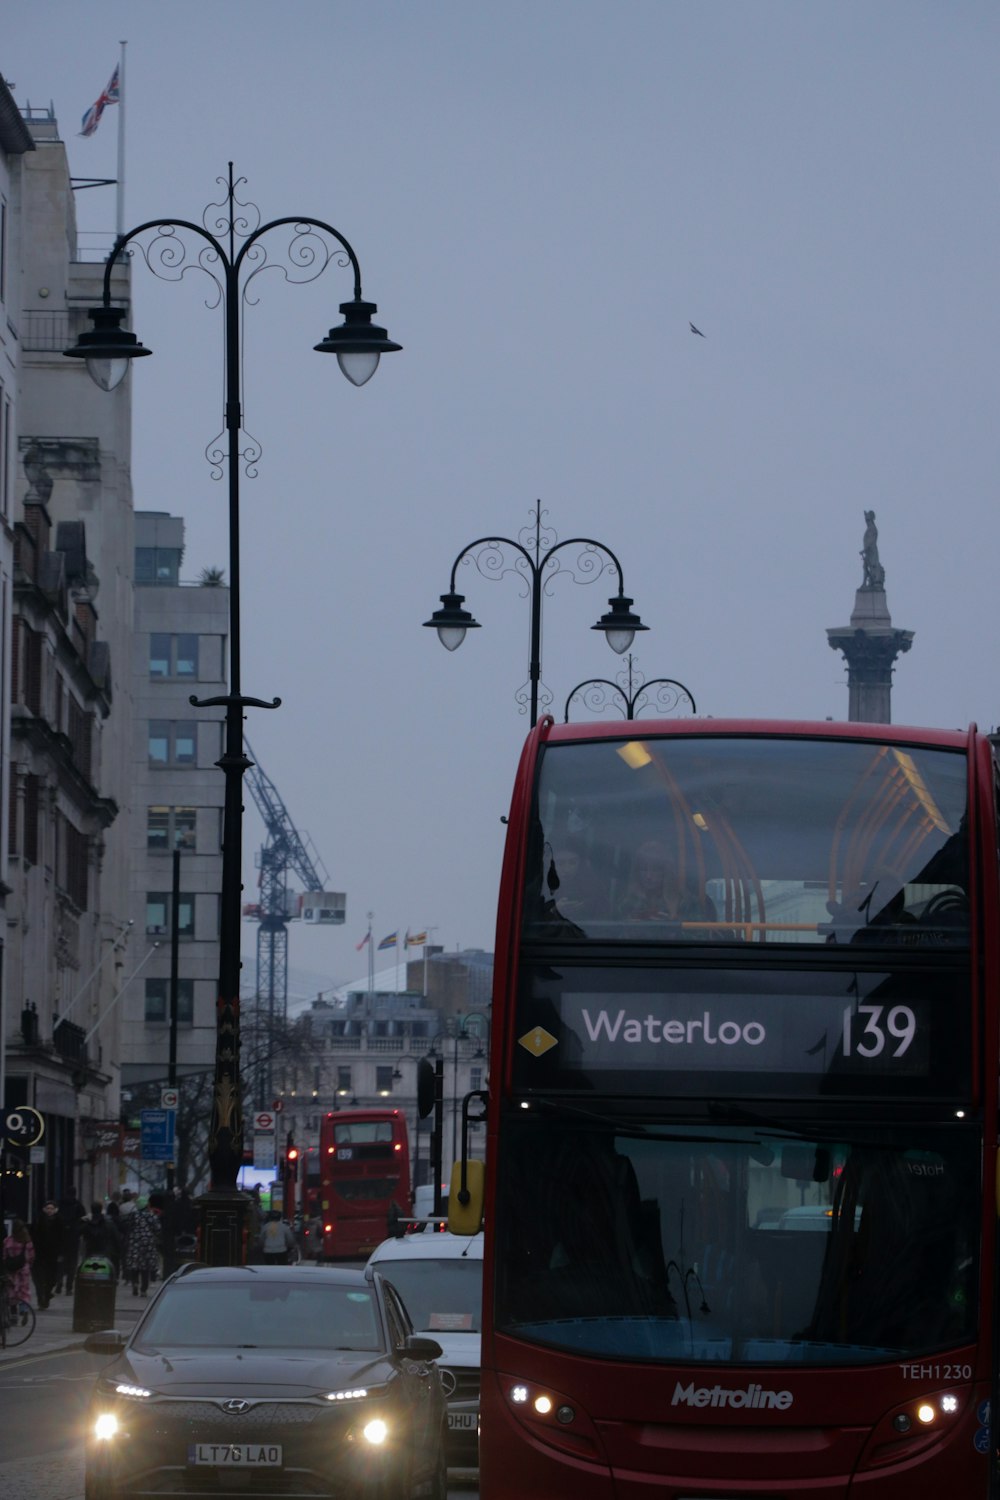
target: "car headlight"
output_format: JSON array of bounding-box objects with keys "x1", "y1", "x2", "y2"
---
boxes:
[
  {"x1": 114, "y1": 1383, "x2": 153, "y2": 1400},
  {"x1": 325, "y1": 1387, "x2": 369, "y2": 1403},
  {"x1": 362, "y1": 1418, "x2": 388, "y2": 1446},
  {"x1": 94, "y1": 1413, "x2": 119, "y2": 1442}
]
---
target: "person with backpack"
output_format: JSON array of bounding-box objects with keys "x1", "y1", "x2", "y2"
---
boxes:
[
  {"x1": 80, "y1": 1202, "x2": 122, "y2": 1278},
  {"x1": 258, "y1": 1210, "x2": 298, "y2": 1265}
]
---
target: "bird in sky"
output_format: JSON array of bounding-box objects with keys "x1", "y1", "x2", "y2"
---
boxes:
[{"x1": 690, "y1": 322, "x2": 705, "y2": 337}]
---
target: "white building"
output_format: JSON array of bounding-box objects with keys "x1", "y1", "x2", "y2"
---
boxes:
[
  {"x1": 123, "y1": 510, "x2": 226, "y2": 1091},
  {"x1": 3, "y1": 101, "x2": 135, "y2": 1213}
]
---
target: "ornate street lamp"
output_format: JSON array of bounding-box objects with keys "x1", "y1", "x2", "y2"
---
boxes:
[
  {"x1": 423, "y1": 501, "x2": 647, "y2": 722},
  {"x1": 65, "y1": 165, "x2": 400, "y2": 1264},
  {"x1": 563, "y1": 653, "x2": 697, "y2": 721}
]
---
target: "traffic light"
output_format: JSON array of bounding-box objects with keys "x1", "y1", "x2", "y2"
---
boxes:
[{"x1": 286, "y1": 1134, "x2": 299, "y2": 1181}]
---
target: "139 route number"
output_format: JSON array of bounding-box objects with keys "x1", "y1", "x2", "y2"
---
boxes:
[{"x1": 843, "y1": 1003, "x2": 916, "y2": 1059}]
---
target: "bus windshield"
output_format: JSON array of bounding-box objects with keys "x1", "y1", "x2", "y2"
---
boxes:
[
  {"x1": 494, "y1": 1112, "x2": 978, "y2": 1368},
  {"x1": 523, "y1": 736, "x2": 969, "y2": 946}
]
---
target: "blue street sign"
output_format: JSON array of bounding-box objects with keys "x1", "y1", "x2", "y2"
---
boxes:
[{"x1": 140, "y1": 1108, "x2": 176, "y2": 1162}]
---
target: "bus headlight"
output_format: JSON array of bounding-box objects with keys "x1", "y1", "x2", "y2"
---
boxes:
[
  {"x1": 94, "y1": 1413, "x2": 119, "y2": 1442},
  {"x1": 362, "y1": 1418, "x2": 388, "y2": 1446}
]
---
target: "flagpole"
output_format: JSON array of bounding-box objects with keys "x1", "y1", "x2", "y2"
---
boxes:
[
  {"x1": 116, "y1": 40, "x2": 127, "y2": 238},
  {"x1": 367, "y1": 912, "x2": 374, "y2": 998},
  {"x1": 423, "y1": 927, "x2": 439, "y2": 1000}
]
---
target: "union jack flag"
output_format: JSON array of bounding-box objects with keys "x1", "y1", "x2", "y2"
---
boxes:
[{"x1": 80, "y1": 63, "x2": 120, "y2": 138}]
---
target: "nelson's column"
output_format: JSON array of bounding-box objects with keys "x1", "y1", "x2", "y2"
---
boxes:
[{"x1": 827, "y1": 512, "x2": 914, "y2": 724}]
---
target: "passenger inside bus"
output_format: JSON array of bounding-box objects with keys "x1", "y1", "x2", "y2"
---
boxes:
[
  {"x1": 540, "y1": 840, "x2": 605, "y2": 933},
  {"x1": 616, "y1": 838, "x2": 718, "y2": 926}
]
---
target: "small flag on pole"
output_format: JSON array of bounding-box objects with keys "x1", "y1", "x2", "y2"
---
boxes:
[
  {"x1": 80, "y1": 62, "x2": 121, "y2": 138},
  {"x1": 406, "y1": 930, "x2": 428, "y2": 948},
  {"x1": 355, "y1": 930, "x2": 370, "y2": 951},
  {"x1": 377, "y1": 931, "x2": 398, "y2": 951}
]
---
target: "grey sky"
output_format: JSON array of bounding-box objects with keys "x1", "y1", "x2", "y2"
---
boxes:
[{"x1": 8, "y1": 2, "x2": 999, "y2": 995}]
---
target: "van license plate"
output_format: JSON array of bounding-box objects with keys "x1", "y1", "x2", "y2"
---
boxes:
[
  {"x1": 189, "y1": 1444, "x2": 282, "y2": 1466},
  {"x1": 448, "y1": 1413, "x2": 477, "y2": 1430}
]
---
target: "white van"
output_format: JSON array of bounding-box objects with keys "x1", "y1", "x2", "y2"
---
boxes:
[
  {"x1": 412, "y1": 1183, "x2": 449, "y2": 1224},
  {"x1": 366, "y1": 1229, "x2": 483, "y2": 1468}
]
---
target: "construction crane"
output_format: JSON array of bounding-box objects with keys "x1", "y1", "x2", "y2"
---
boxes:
[{"x1": 242, "y1": 739, "x2": 345, "y2": 1062}]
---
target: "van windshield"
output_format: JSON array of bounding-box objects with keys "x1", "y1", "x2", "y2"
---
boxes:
[{"x1": 376, "y1": 1256, "x2": 483, "y2": 1334}]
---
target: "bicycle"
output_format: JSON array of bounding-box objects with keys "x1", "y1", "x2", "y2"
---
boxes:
[{"x1": 0, "y1": 1274, "x2": 36, "y2": 1349}]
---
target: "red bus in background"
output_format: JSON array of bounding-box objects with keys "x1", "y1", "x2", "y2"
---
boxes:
[
  {"x1": 318, "y1": 1108, "x2": 411, "y2": 1260},
  {"x1": 472, "y1": 717, "x2": 999, "y2": 1498}
]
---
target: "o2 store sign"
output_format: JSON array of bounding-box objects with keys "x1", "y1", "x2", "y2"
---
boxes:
[{"x1": 558, "y1": 990, "x2": 928, "y2": 1080}]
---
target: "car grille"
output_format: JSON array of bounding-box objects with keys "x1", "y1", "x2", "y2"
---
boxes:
[
  {"x1": 446, "y1": 1368, "x2": 480, "y2": 1404},
  {"x1": 156, "y1": 1402, "x2": 322, "y2": 1428}
]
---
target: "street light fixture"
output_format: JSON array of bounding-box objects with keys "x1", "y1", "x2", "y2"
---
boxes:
[
  {"x1": 563, "y1": 653, "x2": 697, "y2": 722},
  {"x1": 423, "y1": 500, "x2": 647, "y2": 723},
  {"x1": 65, "y1": 165, "x2": 400, "y2": 1265}
]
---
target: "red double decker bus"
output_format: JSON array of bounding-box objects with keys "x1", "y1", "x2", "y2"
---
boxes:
[
  {"x1": 468, "y1": 717, "x2": 999, "y2": 1497},
  {"x1": 318, "y1": 1107, "x2": 411, "y2": 1260}
]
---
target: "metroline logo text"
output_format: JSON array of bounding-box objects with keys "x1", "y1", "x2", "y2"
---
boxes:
[
  {"x1": 581, "y1": 1008, "x2": 766, "y2": 1048},
  {"x1": 672, "y1": 1382, "x2": 793, "y2": 1410}
]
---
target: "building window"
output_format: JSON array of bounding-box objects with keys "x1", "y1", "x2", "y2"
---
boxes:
[
  {"x1": 135, "y1": 547, "x2": 181, "y2": 586},
  {"x1": 149, "y1": 632, "x2": 199, "y2": 679},
  {"x1": 147, "y1": 806, "x2": 198, "y2": 852},
  {"x1": 337, "y1": 1065, "x2": 352, "y2": 1094},
  {"x1": 18, "y1": 622, "x2": 43, "y2": 715},
  {"x1": 375, "y1": 1065, "x2": 394, "y2": 1096},
  {"x1": 23, "y1": 775, "x2": 39, "y2": 865},
  {"x1": 146, "y1": 892, "x2": 195, "y2": 938},
  {"x1": 58, "y1": 815, "x2": 89, "y2": 911},
  {"x1": 148, "y1": 721, "x2": 197, "y2": 765},
  {"x1": 470, "y1": 1066, "x2": 483, "y2": 1092},
  {"x1": 67, "y1": 697, "x2": 92, "y2": 783},
  {"x1": 144, "y1": 977, "x2": 194, "y2": 1025}
]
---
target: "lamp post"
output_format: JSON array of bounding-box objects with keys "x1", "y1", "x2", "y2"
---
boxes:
[
  {"x1": 563, "y1": 653, "x2": 697, "y2": 722},
  {"x1": 65, "y1": 166, "x2": 400, "y2": 1264},
  {"x1": 424, "y1": 501, "x2": 647, "y2": 723},
  {"x1": 450, "y1": 1015, "x2": 486, "y2": 1172}
]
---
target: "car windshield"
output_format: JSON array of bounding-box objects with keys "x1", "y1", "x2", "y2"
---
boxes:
[
  {"x1": 495, "y1": 1113, "x2": 978, "y2": 1367},
  {"x1": 133, "y1": 1281, "x2": 382, "y2": 1351},
  {"x1": 376, "y1": 1257, "x2": 483, "y2": 1334}
]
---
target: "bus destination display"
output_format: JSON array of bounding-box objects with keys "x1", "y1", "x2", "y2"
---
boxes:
[{"x1": 514, "y1": 965, "x2": 966, "y2": 1099}]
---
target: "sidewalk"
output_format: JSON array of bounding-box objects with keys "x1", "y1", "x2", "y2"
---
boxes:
[{"x1": 0, "y1": 1284, "x2": 144, "y2": 1363}]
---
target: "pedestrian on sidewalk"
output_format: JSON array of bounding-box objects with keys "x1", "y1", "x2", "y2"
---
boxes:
[
  {"x1": 124, "y1": 1197, "x2": 160, "y2": 1296},
  {"x1": 81, "y1": 1202, "x2": 122, "y2": 1279},
  {"x1": 258, "y1": 1210, "x2": 298, "y2": 1265},
  {"x1": 29, "y1": 1200, "x2": 64, "y2": 1309},
  {"x1": 56, "y1": 1185, "x2": 85, "y2": 1294},
  {"x1": 3, "y1": 1219, "x2": 35, "y2": 1314}
]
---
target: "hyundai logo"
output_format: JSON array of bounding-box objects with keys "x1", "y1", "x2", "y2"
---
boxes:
[
  {"x1": 222, "y1": 1399, "x2": 252, "y2": 1414},
  {"x1": 439, "y1": 1369, "x2": 457, "y2": 1398}
]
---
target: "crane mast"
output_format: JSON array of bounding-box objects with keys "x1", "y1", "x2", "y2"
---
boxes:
[{"x1": 242, "y1": 741, "x2": 345, "y2": 1098}]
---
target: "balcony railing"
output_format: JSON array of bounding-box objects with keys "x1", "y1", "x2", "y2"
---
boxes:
[{"x1": 22, "y1": 310, "x2": 72, "y2": 352}]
